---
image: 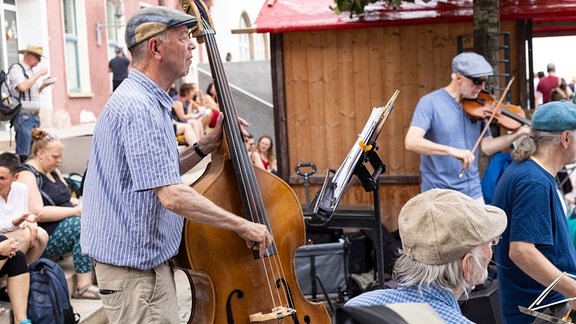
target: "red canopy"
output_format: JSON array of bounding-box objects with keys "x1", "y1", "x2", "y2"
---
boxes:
[{"x1": 255, "y1": 0, "x2": 576, "y2": 36}]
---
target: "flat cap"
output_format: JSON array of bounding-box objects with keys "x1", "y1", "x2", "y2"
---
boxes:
[
  {"x1": 399, "y1": 189, "x2": 507, "y2": 265},
  {"x1": 532, "y1": 100, "x2": 576, "y2": 132},
  {"x1": 452, "y1": 52, "x2": 493, "y2": 78},
  {"x1": 125, "y1": 6, "x2": 197, "y2": 50}
]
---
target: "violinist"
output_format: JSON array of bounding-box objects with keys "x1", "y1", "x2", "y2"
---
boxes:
[
  {"x1": 80, "y1": 7, "x2": 272, "y2": 324},
  {"x1": 404, "y1": 52, "x2": 530, "y2": 201}
]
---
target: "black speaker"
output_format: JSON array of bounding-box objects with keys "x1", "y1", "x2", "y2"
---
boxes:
[{"x1": 459, "y1": 278, "x2": 503, "y2": 324}]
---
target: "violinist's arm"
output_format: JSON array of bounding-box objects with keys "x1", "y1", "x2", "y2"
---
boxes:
[
  {"x1": 405, "y1": 126, "x2": 476, "y2": 169},
  {"x1": 479, "y1": 126, "x2": 530, "y2": 156}
]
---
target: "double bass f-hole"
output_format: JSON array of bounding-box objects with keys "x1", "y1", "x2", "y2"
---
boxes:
[{"x1": 176, "y1": 1, "x2": 331, "y2": 323}]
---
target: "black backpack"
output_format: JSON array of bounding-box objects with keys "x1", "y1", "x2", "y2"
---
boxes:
[
  {"x1": 28, "y1": 258, "x2": 80, "y2": 324},
  {"x1": 0, "y1": 63, "x2": 28, "y2": 124}
]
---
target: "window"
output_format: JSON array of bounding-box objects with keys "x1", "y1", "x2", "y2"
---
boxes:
[
  {"x1": 63, "y1": 0, "x2": 80, "y2": 92},
  {"x1": 237, "y1": 12, "x2": 269, "y2": 61},
  {"x1": 253, "y1": 33, "x2": 268, "y2": 61},
  {"x1": 238, "y1": 13, "x2": 251, "y2": 61},
  {"x1": 0, "y1": 1, "x2": 18, "y2": 70},
  {"x1": 106, "y1": 0, "x2": 123, "y2": 58},
  {"x1": 63, "y1": 0, "x2": 90, "y2": 95},
  {"x1": 4, "y1": 9, "x2": 17, "y2": 67}
]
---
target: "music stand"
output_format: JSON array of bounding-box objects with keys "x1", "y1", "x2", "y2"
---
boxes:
[{"x1": 310, "y1": 91, "x2": 399, "y2": 289}]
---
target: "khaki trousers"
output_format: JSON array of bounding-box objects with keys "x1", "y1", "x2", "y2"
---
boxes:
[{"x1": 94, "y1": 261, "x2": 179, "y2": 324}]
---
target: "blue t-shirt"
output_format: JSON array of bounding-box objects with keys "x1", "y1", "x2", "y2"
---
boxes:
[
  {"x1": 492, "y1": 160, "x2": 576, "y2": 324},
  {"x1": 410, "y1": 88, "x2": 490, "y2": 199}
]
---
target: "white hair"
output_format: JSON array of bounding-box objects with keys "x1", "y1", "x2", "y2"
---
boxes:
[{"x1": 393, "y1": 245, "x2": 485, "y2": 299}]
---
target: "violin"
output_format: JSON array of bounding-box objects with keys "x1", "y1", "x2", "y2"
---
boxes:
[{"x1": 462, "y1": 89, "x2": 531, "y2": 130}]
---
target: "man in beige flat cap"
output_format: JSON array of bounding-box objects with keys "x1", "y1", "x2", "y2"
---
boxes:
[
  {"x1": 8, "y1": 44, "x2": 54, "y2": 160},
  {"x1": 345, "y1": 189, "x2": 507, "y2": 324}
]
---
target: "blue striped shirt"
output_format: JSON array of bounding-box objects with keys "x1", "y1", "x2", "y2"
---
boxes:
[
  {"x1": 81, "y1": 69, "x2": 183, "y2": 270},
  {"x1": 345, "y1": 285, "x2": 473, "y2": 324}
]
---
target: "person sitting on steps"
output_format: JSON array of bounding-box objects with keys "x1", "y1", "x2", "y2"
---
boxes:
[
  {"x1": 0, "y1": 152, "x2": 48, "y2": 264},
  {"x1": 17, "y1": 128, "x2": 99, "y2": 300},
  {"x1": 0, "y1": 234, "x2": 32, "y2": 324}
]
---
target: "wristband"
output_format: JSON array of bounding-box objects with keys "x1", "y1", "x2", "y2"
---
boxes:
[{"x1": 193, "y1": 142, "x2": 207, "y2": 158}]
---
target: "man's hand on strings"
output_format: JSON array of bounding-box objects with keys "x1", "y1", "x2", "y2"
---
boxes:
[{"x1": 236, "y1": 221, "x2": 273, "y2": 259}]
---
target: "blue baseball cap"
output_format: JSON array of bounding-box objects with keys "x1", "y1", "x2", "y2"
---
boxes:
[
  {"x1": 532, "y1": 100, "x2": 576, "y2": 132},
  {"x1": 125, "y1": 6, "x2": 197, "y2": 50},
  {"x1": 452, "y1": 52, "x2": 494, "y2": 77}
]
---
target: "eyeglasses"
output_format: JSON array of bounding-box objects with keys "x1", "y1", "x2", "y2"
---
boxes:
[
  {"x1": 463, "y1": 75, "x2": 488, "y2": 86},
  {"x1": 490, "y1": 236, "x2": 502, "y2": 246}
]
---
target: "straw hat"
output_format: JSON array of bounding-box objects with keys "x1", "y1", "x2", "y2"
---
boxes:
[{"x1": 18, "y1": 45, "x2": 43, "y2": 57}]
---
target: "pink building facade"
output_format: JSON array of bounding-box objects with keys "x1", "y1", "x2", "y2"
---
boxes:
[{"x1": 3, "y1": 0, "x2": 181, "y2": 127}]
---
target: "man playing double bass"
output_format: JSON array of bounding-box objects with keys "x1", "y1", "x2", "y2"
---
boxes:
[
  {"x1": 80, "y1": 7, "x2": 272, "y2": 324},
  {"x1": 405, "y1": 52, "x2": 530, "y2": 201}
]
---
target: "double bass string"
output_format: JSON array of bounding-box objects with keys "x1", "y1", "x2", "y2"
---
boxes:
[{"x1": 203, "y1": 20, "x2": 294, "y2": 312}]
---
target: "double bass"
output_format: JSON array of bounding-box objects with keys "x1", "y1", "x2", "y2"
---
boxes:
[{"x1": 175, "y1": 1, "x2": 331, "y2": 323}]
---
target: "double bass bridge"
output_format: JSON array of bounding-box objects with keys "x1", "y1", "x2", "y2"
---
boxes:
[{"x1": 249, "y1": 306, "x2": 297, "y2": 322}]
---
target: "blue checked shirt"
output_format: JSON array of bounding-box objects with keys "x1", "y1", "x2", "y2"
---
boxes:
[
  {"x1": 80, "y1": 69, "x2": 183, "y2": 270},
  {"x1": 345, "y1": 285, "x2": 473, "y2": 324}
]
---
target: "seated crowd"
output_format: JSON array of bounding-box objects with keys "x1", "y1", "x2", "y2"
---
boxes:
[
  {"x1": 0, "y1": 127, "x2": 101, "y2": 324},
  {"x1": 171, "y1": 82, "x2": 220, "y2": 146}
]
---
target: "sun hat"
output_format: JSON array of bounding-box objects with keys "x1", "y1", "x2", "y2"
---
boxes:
[
  {"x1": 398, "y1": 189, "x2": 507, "y2": 265},
  {"x1": 452, "y1": 52, "x2": 493, "y2": 78},
  {"x1": 532, "y1": 100, "x2": 576, "y2": 132},
  {"x1": 125, "y1": 6, "x2": 197, "y2": 49},
  {"x1": 18, "y1": 45, "x2": 43, "y2": 57}
]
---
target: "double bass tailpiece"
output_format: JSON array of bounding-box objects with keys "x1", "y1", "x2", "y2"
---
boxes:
[{"x1": 519, "y1": 272, "x2": 576, "y2": 323}]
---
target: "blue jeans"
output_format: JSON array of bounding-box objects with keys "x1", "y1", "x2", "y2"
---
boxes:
[{"x1": 14, "y1": 111, "x2": 40, "y2": 157}]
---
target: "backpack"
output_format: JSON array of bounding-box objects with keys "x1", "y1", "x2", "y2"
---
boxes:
[
  {"x1": 28, "y1": 258, "x2": 80, "y2": 324},
  {"x1": 0, "y1": 63, "x2": 27, "y2": 124}
]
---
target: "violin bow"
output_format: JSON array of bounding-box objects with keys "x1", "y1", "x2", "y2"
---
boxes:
[{"x1": 458, "y1": 76, "x2": 515, "y2": 178}]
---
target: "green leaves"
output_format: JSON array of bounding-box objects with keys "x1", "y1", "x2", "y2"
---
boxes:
[{"x1": 330, "y1": 0, "x2": 422, "y2": 17}]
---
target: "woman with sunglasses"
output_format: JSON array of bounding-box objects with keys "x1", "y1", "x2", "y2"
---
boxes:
[{"x1": 404, "y1": 52, "x2": 530, "y2": 201}]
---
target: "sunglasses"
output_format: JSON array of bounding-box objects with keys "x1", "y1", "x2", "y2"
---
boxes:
[{"x1": 463, "y1": 75, "x2": 488, "y2": 86}]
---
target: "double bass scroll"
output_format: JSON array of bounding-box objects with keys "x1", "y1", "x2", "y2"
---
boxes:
[{"x1": 175, "y1": 1, "x2": 331, "y2": 323}]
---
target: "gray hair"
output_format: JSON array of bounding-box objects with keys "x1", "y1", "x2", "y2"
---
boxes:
[
  {"x1": 393, "y1": 245, "x2": 485, "y2": 299},
  {"x1": 129, "y1": 30, "x2": 169, "y2": 66},
  {"x1": 511, "y1": 129, "x2": 575, "y2": 161}
]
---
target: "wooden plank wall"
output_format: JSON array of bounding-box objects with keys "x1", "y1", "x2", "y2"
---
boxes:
[{"x1": 281, "y1": 21, "x2": 518, "y2": 231}]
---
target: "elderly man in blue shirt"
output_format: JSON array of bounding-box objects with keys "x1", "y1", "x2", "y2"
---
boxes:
[
  {"x1": 81, "y1": 7, "x2": 272, "y2": 324},
  {"x1": 345, "y1": 189, "x2": 507, "y2": 323}
]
